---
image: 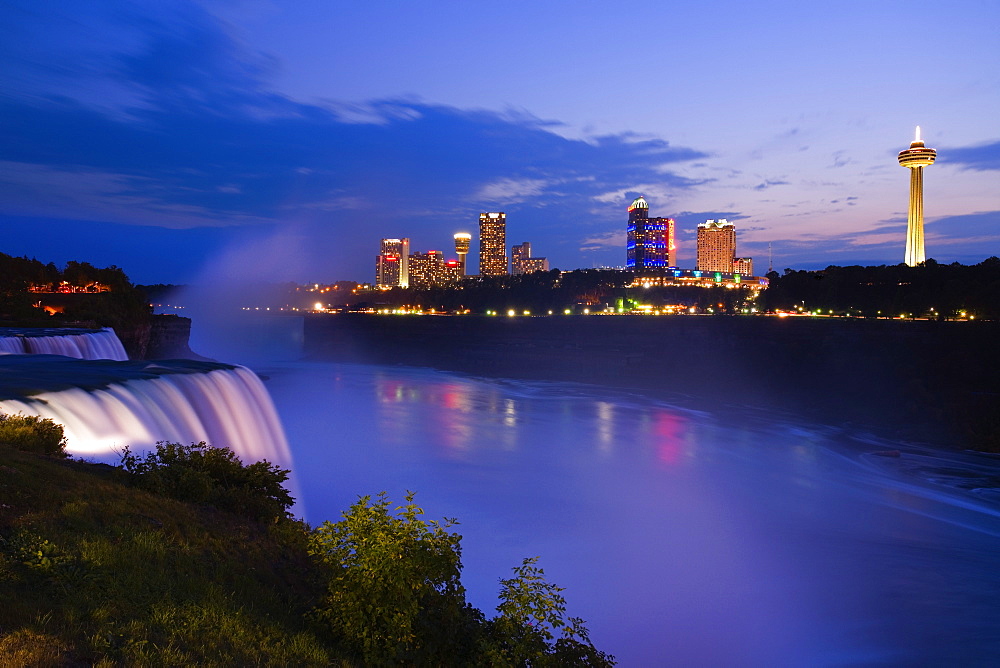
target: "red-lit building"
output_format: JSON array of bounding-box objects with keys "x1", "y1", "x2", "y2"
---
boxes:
[{"x1": 376, "y1": 238, "x2": 410, "y2": 288}]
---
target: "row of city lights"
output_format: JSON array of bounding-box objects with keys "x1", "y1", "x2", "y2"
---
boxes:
[{"x1": 243, "y1": 305, "x2": 976, "y2": 320}]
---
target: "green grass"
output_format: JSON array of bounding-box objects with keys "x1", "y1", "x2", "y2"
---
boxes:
[{"x1": 0, "y1": 446, "x2": 343, "y2": 666}]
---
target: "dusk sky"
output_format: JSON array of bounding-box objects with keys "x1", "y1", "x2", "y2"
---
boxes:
[{"x1": 2, "y1": 0, "x2": 998, "y2": 285}]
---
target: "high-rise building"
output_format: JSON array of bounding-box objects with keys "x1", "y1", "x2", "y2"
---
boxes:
[
  {"x1": 696, "y1": 220, "x2": 737, "y2": 273},
  {"x1": 453, "y1": 233, "x2": 472, "y2": 276},
  {"x1": 408, "y1": 250, "x2": 462, "y2": 288},
  {"x1": 376, "y1": 237, "x2": 410, "y2": 288},
  {"x1": 898, "y1": 126, "x2": 936, "y2": 266},
  {"x1": 511, "y1": 242, "x2": 549, "y2": 275},
  {"x1": 626, "y1": 196, "x2": 675, "y2": 271},
  {"x1": 479, "y1": 212, "x2": 508, "y2": 276}
]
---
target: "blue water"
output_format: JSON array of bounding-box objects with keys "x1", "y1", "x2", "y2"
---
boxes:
[{"x1": 255, "y1": 360, "x2": 1000, "y2": 666}]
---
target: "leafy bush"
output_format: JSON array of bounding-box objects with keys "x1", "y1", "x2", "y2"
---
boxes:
[
  {"x1": 308, "y1": 492, "x2": 614, "y2": 666},
  {"x1": 308, "y1": 491, "x2": 480, "y2": 664},
  {"x1": 119, "y1": 442, "x2": 293, "y2": 522},
  {"x1": 0, "y1": 413, "x2": 67, "y2": 457},
  {"x1": 485, "y1": 557, "x2": 615, "y2": 666}
]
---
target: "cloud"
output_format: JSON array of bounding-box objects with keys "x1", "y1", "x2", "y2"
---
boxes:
[
  {"x1": 475, "y1": 178, "x2": 552, "y2": 203},
  {"x1": 944, "y1": 141, "x2": 1000, "y2": 171},
  {"x1": 752, "y1": 179, "x2": 790, "y2": 191},
  {"x1": 0, "y1": 1, "x2": 715, "y2": 278},
  {"x1": 579, "y1": 231, "x2": 625, "y2": 252}
]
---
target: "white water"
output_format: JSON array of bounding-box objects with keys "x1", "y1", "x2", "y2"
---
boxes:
[
  {"x1": 0, "y1": 365, "x2": 290, "y2": 469},
  {"x1": 0, "y1": 328, "x2": 128, "y2": 360}
]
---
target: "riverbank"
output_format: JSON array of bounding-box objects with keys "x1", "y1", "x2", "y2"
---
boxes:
[{"x1": 303, "y1": 314, "x2": 1000, "y2": 450}]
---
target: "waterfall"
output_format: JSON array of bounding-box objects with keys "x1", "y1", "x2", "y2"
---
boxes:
[
  {"x1": 0, "y1": 328, "x2": 129, "y2": 361},
  {"x1": 0, "y1": 336, "x2": 23, "y2": 354},
  {"x1": 0, "y1": 358, "x2": 291, "y2": 468}
]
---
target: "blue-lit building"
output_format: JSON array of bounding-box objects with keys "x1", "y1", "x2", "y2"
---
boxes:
[{"x1": 627, "y1": 196, "x2": 675, "y2": 271}]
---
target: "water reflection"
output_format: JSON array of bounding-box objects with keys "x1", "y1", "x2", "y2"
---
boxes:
[{"x1": 263, "y1": 362, "x2": 1000, "y2": 666}]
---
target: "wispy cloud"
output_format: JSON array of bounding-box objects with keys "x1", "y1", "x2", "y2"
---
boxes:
[
  {"x1": 475, "y1": 178, "x2": 552, "y2": 203},
  {"x1": 944, "y1": 141, "x2": 1000, "y2": 171},
  {"x1": 579, "y1": 231, "x2": 626, "y2": 252}
]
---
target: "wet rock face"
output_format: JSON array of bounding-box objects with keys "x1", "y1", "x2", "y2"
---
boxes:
[{"x1": 146, "y1": 315, "x2": 203, "y2": 360}]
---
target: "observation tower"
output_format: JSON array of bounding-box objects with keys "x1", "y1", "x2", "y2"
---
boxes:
[
  {"x1": 898, "y1": 126, "x2": 936, "y2": 266},
  {"x1": 453, "y1": 233, "x2": 472, "y2": 275}
]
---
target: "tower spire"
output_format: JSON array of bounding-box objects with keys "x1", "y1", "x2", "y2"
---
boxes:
[{"x1": 898, "y1": 126, "x2": 937, "y2": 266}]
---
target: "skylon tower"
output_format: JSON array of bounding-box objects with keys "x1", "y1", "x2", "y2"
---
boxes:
[{"x1": 898, "y1": 126, "x2": 936, "y2": 266}]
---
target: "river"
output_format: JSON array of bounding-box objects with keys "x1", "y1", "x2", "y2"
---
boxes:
[{"x1": 251, "y1": 359, "x2": 1000, "y2": 666}]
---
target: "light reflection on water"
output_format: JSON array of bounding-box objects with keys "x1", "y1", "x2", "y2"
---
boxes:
[{"x1": 262, "y1": 361, "x2": 1000, "y2": 666}]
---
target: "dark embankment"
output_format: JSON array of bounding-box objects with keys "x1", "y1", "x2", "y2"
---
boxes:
[{"x1": 305, "y1": 314, "x2": 1000, "y2": 450}]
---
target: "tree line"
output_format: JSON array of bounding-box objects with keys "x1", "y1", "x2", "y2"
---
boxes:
[{"x1": 762, "y1": 258, "x2": 1000, "y2": 319}]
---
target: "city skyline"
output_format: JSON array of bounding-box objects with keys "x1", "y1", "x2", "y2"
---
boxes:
[{"x1": 1, "y1": 1, "x2": 998, "y2": 285}]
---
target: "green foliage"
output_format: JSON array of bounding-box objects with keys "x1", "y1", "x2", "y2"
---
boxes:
[
  {"x1": 119, "y1": 441, "x2": 294, "y2": 522},
  {"x1": 308, "y1": 491, "x2": 480, "y2": 665},
  {"x1": 484, "y1": 557, "x2": 615, "y2": 667},
  {"x1": 0, "y1": 413, "x2": 68, "y2": 457},
  {"x1": 0, "y1": 445, "x2": 335, "y2": 666},
  {"x1": 308, "y1": 492, "x2": 614, "y2": 666}
]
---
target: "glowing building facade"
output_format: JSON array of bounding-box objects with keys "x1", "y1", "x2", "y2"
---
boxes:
[
  {"x1": 696, "y1": 220, "x2": 737, "y2": 273},
  {"x1": 376, "y1": 237, "x2": 410, "y2": 288},
  {"x1": 733, "y1": 257, "x2": 754, "y2": 276},
  {"x1": 479, "y1": 212, "x2": 508, "y2": 276},
  {"x1": 626, "y1": 196, "x2": 675, "y2": 271},
  {"x1": 407, "y1": 250, "x2": 461, "y2": 288},
  {"x1": 511, "y1": 242, "x2": 549, "y2": 275},
  {"x1": 898, "y1": 126, "x2": 936, "y2": 266},
  {"x1": 453, "y1": 233, "x2": 472, "y2": 276}
]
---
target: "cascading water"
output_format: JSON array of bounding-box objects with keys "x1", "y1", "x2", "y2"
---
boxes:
[
  {"x1": 0, "y1": 337, "x2": 23, "y2": 354},
  {"x1": 0, "y1": 328, "x2": 129, "y2": 361},
  {"x1": 0, "y1": 356, "x2": 291, "y2": 469}
]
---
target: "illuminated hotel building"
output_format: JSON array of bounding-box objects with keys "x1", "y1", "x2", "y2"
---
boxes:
[
  {"x1": 898, "y1": 126, "x2": 936, "y2": 266},
  {"x1": 453, "y1": 233, "x2": 472, "y2": 276},
  {"x1": 626, "y1": 196, "x2": 675, "y2": 271},
  {"x1": 479, "y1": 212, "x2": 508, "y2": 276},
  {"x1": 511, "y1": 242, "x2": 549, "y2": 275},
  {"x1": 696, "y1": 220, "x2": 737, "y2": 273},
  {"x1": 376, "y1": 237, "x2": 410, "y2": 288},
  {"x1": 733, "y1": 257, "x2": 754, "y2": 276},
  {"x1": 407, "y1": 250, "x2": 461, "y2": 288}
]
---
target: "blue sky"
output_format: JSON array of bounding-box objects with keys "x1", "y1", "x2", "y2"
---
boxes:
[{"x1": 1, "y1": 0, "x2": 998, "y2": 284}]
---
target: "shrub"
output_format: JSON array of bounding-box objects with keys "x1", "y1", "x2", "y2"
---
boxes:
[
  {"x1": 308, "y1": 491, "x2": 480, "y2": 664},
  {"x1": 485, "y1": 557, "x2": 615, "y2": 666},
  {"x1": 119, "y1": 442, "x2": 293, "y2": 522},
  {"x1": 0, "y1": 413, "x2": 67, "y2": 457},
  {"x1": 307, "y1": 492, "x2": 614, "y2": 666}
]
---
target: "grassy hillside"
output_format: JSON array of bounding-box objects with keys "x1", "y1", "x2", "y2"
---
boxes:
[
  {"x1": 1, "y1": 430, "x2": 614, "y2": 666},
  {"x1": 0, "y1": 445, "x2": 338, "y2": 666}
]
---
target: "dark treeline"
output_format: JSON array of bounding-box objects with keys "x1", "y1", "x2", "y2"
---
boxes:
[
  {"x1": 0, "y1": 253, "x2": 134, "y2": 294},
  {"x1": 0, "y1": 253, "x2": 151, "y2": 356},
  {"x1": 368, "y1": 269, "x2": 759, "y2": 313},
  {"x1": 763, "y1": 258, "x2": 1000, "y2": 319}
]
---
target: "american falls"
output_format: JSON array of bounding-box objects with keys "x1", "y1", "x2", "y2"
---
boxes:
[{"x1": 0, "y1": 327, "x2": 129, "y2": 361}]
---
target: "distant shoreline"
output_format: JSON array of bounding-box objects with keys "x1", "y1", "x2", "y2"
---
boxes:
[{"x1": 302, "y1": 314, "x2": 1000, "y2": 451}]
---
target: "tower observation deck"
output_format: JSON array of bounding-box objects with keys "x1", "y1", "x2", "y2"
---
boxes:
[{"x1": 898, "y1": 126, "x2": 936, "y2": 266}]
